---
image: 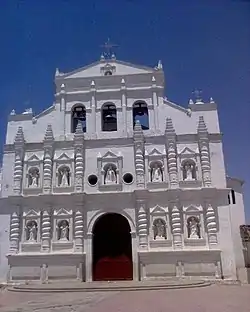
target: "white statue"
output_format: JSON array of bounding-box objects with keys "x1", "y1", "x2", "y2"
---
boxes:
[
  {"x1": 58, "y1": 220, "x2": 69, "y2": 241},
  {"x1": 60, "y1": 168, "x2": 69, "y2": 187},
  {"x1": 151, "y1": 164, "x2": 163, "y2": 182},
  {"x1": 184, "y1": 164, "x2": 195, "y2": 181},
  {"x1": 188, "y1": 217, "x2": 200, "y2": 239},
  {"x1": 153, "y1": 219, "x2": 167, "y2": 240},
  {"x1": 26, "y1": 221, "x2": 37, "y2": 241},
  {"x1": 105, "y1": 166, "x2": 117, "y2": 184},
  {"x1": 29, "y1": 170, "x2": 39, "y2": 187}
]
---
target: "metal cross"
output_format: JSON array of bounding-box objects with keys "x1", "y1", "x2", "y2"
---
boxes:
[{"x1": 100, "y1": 38, "x2": 118, "y2": 58}]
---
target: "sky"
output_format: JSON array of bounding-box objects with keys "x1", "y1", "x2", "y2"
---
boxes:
[{"x1": 0, "y1": 0, "x2": 249, "y2": 220}]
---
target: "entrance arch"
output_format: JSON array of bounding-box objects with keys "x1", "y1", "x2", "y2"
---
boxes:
[{"x1": 92, "y1": 213, "x2": 133, "y2": 281}]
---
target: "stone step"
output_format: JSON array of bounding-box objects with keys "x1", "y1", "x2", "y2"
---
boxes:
[{"x1": 8, "y1": 280, "x2": 211, "y2": 293}]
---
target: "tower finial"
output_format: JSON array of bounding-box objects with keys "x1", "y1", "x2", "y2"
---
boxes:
[{"x1": 192, "y1": 89, "x2": 204, "y2": 104}]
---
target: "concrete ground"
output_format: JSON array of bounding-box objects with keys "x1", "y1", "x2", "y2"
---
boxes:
[{"x1": 0, "y1": 284, "x2": 250, "y2": 312}]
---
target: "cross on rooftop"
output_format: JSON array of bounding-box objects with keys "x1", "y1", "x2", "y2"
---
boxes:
[{"x1": 100, "y1": 38, "x2": 118, "y2": 59}]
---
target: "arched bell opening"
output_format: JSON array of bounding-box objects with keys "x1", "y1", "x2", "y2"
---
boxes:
[
  {"x1": 92, "y1": 213, "x2": 133, "y2": 281},
  {"x1": 101, "y1": 103, "x2": 117, "y2": 132},
  {"x1": 71, "y1": 105, "x2": 86, "y2": 133},
  {"x1": 132, "y1": 101, "x2": 149, "y2": 130}
]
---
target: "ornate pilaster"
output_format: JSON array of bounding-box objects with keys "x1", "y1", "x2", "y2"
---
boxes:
[
  {"x1": 121, "y1": 78, "x2": 127, "y2": 133},
  {"x1": 41, "y1": 210, "x2": 51, "y2": 252},
  {"x1": 171, "y1": 204, "x2": 182, "y2": 249},
  {"x1": 136, "y1": 200, "x2": 148, "y2": 249},
  {"x1": 43, "y1": 124, "x2": 54, "y2": 194},
  {"x1": 74, "y1": 209, "x2": 84, "y2": 252},
  {"x1": 165, "y1": 118, "x2": 178, "y2": 187},
  {"x1": 9, "y1": 211, "x2": 20, "y2": 253},
  {"x1": 91, "y1": 80, "x2": 96, "y2": 133},
  {"x1": 13, "y1": 127, "x2": 25, "y2": 195},
  {"x1": 197, "y1": 116, "x2": 211, "y2": 187},
  {"x1": 74, "y1": 122, "x2": 85, "y2": 193},
  {"x1": 133, "y1": 121, "x2": 145, "y2": 188},
  {"x1": 205, "y1": 203, "x2": 217, "y2": 245}
]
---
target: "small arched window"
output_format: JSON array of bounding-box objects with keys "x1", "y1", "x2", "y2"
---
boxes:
[
  {"x1": 71, "y1": 105, "x2": 86, "y2": 133},
  {"x1": 102, "y1": 103, "x2": 117, "y2": 132},
  {"x1": 182, "y1": 160, "x2": 197, "y2": 181},
  {"x1": 104, "y1": 70, "x2": 112, "y2": 76},
  {"x1": 133, "y1": 101, "x2": 149, "y2": 130}
]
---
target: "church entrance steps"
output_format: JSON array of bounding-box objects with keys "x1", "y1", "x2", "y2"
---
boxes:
[{"x1": 8, "y1": 279, "x2": 211, "y2": 293}]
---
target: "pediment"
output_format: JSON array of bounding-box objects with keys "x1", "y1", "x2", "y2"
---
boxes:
[
  {"x1": 185, "y1": 205, "x2": 200, "y2": 212},
  {"x1": 178, "y1": 147, "x2": 197, "y2": 156},
  {"x1": 148, "y1": 148, "x2": 162, "y2": 157},
  {"x1": 23, "y1": 209, "x2": 40, "y2": 217},
  {"x1": 61, "y1": 60, "x2": 155, "y2": 79},
  {"x1": 24, "y1": 152, "x2": 43, "y2": 162},
  {"x1": 54, "y1": 208, "x2": 72, "y2": 216},
  {"x1": 54, "y1": 151, "x2": 74, "y2": 161},
  {"x1": 150, "y1": 205, "x2": 167, "y2": 214},
  {"x1": 101, "y1": 150, "x2": 119, "y2": 159}
]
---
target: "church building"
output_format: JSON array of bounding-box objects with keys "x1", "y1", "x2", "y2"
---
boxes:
[{"x1": 0, "y1": 51, "x2": 247, "y2": 283}]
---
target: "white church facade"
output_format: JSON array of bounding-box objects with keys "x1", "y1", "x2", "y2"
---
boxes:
[{"x1": 0, "y1": 53, "x2": 247, "y2": 283}]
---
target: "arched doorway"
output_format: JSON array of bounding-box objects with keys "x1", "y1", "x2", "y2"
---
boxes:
[{"x1": 92, "y1": 213, "x2": 133, "y2": 281}]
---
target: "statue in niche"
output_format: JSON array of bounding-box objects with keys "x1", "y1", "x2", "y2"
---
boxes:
[
  {"x1": 104, "y1": 165, "x2": 117, "y2": 184},
  {"x1": 184, "y1": 163, "x2": 195, "y2": 181},
  {"x1": 25, "y1": 220, "x2": 38, "y2": 241},
  {"x1": 58, "y1": 220, "x2": 69, "y2": 241},
  {"x1": 187, "y1": 216, "x2": 201, "y2": 239},
  {"x1": 151, "y1": 163, "x2": 163, "y2": 182},
  {"x1": 59, "y1": 167, "x2": 70, "y2": 187},
  {"x1": 153, "y1": 218, "x2": 167, "y2": 240},
  {"x1": 28, "y1": 169, "x2": 39, "y2": 187}
]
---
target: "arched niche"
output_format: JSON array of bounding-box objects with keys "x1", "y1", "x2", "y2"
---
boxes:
[
  {"x1": 132, "y1": 101, "x2": 149, "y2": 130},
  {"x1": 101, "y1": 103, "x2": 117, "y2": 132},
  {"x1": 71, "y1": 104, "x2": 86, "y2": 133}
]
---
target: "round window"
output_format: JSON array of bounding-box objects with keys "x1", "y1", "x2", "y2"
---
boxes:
[
  {"x1": 88, "y1": 174, "x2": 98, "y2": 186},
  {"x1": 123, "y1": 173, "x2": 134, "y2": 184}
]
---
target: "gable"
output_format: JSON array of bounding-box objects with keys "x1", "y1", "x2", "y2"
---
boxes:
[
  {"x1": 62, "y1": 60, "x2": 155, "y2": 79},
  {"x1": 150, "y1": 205, "x2": 167, "y2": 214},
  {"x1": 54, "y1": 151, "x2": 74, "y2": 160},
  {"x1": 24, "y1": 152, "x2": 43, "y2": 162},
  {"x1": 178, "y1": 147, "x2": 198, "y2": 156}
]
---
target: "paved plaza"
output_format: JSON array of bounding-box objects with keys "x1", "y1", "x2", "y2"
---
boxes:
[{"x1": 0, "y1": 284, "x2": 250, "y2": 312}]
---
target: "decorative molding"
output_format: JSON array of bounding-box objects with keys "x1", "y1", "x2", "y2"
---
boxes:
[{"x1": 133, "y1": 121, "x2": 145, "y2": 188}]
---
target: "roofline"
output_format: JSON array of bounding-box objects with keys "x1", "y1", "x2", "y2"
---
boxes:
[
  {"x1": 56, "y1": 59, "x2": 158, "y2": 79},
  {"x1": 226, "y1": 176, "x2": 245, "y2": 186}
]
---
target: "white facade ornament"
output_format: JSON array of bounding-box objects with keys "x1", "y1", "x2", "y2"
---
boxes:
[
  {"x1": 206, "y1": 204, "x2": 217, "y2": 245},
  {"x1": 157, "y1": 60, "x2": 163, "y2": 70},
  {"x1": 133, "y1": 121, "x2": 145, "y2": 188},
  {"x1": 165, "y1": 118, "x2": 178, "y2": 187},
  {"x1": 189, "y1": 99, "x2": 194, "y2": 105},
  {"x1": 10, "y1": 109, "x2": 16, "y2": 115},
  {"x1": 184, "y1": 163, "x2": 195, "y2": 181},
  {"x1": 13, "y1": 127, "x2": 25, "y2": 195},
  {"x1": 171, "y1": 205, "x2": 182, "y2": 248},
  {"x1": 197, "y1": 116, "x2": 211, "y2": 187},
  {"x1": 59, "y1": 167, "x2": 70, "y2": 187},
  {"x1": 74, "y1": 121, "x2": 85, "y2": 192},
  {"x1": 137, "y1": 201, "x2": 148, "y2": 248},
  {"x1": 9, "y1": 212, "x2": 20, "y2": 253},
  {"x1": 43, "y1": 124, "x2": 54, "y2": 194},
  {"x1": 210, "y1": 97, "x2": 215, "y2": 103},
  {"x1": 22, "y1": 108, "x2": 32, "y2": 115},
  {"x1": 74, "y1": 209, "x2": 84, "y2": 251},
  {"x1": 41, "y1": 210, "x2": 51, "y2": 252}
]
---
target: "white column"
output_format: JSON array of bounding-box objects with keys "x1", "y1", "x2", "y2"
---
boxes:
[
  {"x1": 85, "y1": 233, "x2": 93, "y2": 282},
  {"x1": 121, "y1": 82, "x2": 127, "y2": 133},
  {"x1": 41, "y1": 210, "x2": 51, "y2": 252},
  {"x1": 136, "y1": 200, "x2": 148, "y2": 249},
  {"x1": 205, "y1": 203, "x2": 218, "y2": 246},
  {"x1": 74, "y1": 209, "x2": 84, "y2": 252},
  {"x1": 9, "y1": 211, "x2": 20, "y2": 253},
  {"x1": 171, "y1": 204, "x2": 182, "y2": 249},
  {"x1": 91, "y1": 81, "x2": 96, "y2": 133},
  {"x1": 152, "y1": 89, "x2": 159, "y2": 130}
]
